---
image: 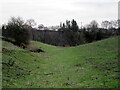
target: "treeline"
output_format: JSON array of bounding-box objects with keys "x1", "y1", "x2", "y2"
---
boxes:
[
  {"x1": 32, "y1": 20, "x2": 118, "y2": 46},
  {"x1": 2, "y1": 17, "x2": 118, "y2": 47}
]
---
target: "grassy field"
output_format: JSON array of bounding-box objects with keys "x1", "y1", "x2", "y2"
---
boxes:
[{"x1": 2, "y1": 36, "x2": 119, "y2": 88}]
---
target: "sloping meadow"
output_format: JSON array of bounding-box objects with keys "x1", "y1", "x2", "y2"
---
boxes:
[{"x1": 2, "y1": 36, "x2": 119, "y2": 88}]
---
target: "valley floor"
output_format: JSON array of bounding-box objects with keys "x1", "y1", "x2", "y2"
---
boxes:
[{"x1": 2, "y1": 36, "x2": 119, "y2": 88}]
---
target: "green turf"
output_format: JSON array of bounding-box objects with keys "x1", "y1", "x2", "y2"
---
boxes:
[{"x1": 2, "y1": 36, "x2": 119, "y2": 88}]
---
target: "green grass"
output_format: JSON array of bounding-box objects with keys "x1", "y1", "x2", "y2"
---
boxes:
[{"x1": 2, "y1": 36, "x2": 119, "y2": 88}]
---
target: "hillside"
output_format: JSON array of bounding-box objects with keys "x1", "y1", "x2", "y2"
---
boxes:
[{"x1": 2, "y1": 36, "x2": 119, "y2": 88}]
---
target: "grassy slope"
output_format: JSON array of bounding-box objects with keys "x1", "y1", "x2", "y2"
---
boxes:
[{"x1": 2, "y1": 36, "x2": 119, "y2": 88}]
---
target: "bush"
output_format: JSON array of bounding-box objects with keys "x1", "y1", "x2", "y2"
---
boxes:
[
  {"x1": 13, "y1": 26, "x2": 31, "y2": 46},
  {"x1": 2, "y1": 17, "x2": 31, "y2": 46}
]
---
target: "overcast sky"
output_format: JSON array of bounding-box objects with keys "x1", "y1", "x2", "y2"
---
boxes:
[{"x1": 0, "y1": 0, "x2": 119, "y2": 27}]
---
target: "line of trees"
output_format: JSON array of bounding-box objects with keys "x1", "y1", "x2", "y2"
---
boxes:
[
  {"x1": 2, "y1": 17, "x2": 119, "y2": 47},
  {"x1": 32, "y1": 19, "x2": 118, "y2": 46}
]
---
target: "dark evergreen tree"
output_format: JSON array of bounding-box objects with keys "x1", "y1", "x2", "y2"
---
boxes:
[{"x1": 71, "y1": 19, "x2": 79, "y2": 32}]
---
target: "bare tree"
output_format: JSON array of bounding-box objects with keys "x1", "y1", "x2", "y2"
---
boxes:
[
  {"x1": 101, "y1": 20, "x2": 110, "y2": 29},
  {"x1": 26, "y1": 19, "x2": 36, "y2": 27},
  {"x1": 110, "y1": 20, "x2": 118, "y2": 29},
  {"x1": 8, "y1": 17, "x2": 24, "y2": 27},
  {"x1": 90, "y1": 20, "x2": 98, "y2": 29},
  {"x1": 38, "y1": 24, "x2": 44, "y2": 30}
]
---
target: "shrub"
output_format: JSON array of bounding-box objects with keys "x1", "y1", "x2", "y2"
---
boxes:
[{"x1": 2, "y1": 17, "x2": 31, "y2": 46}]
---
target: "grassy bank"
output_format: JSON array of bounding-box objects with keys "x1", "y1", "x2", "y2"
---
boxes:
[{"x1": 2, "y1": 36, "x2": 119, "y2": 88}]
